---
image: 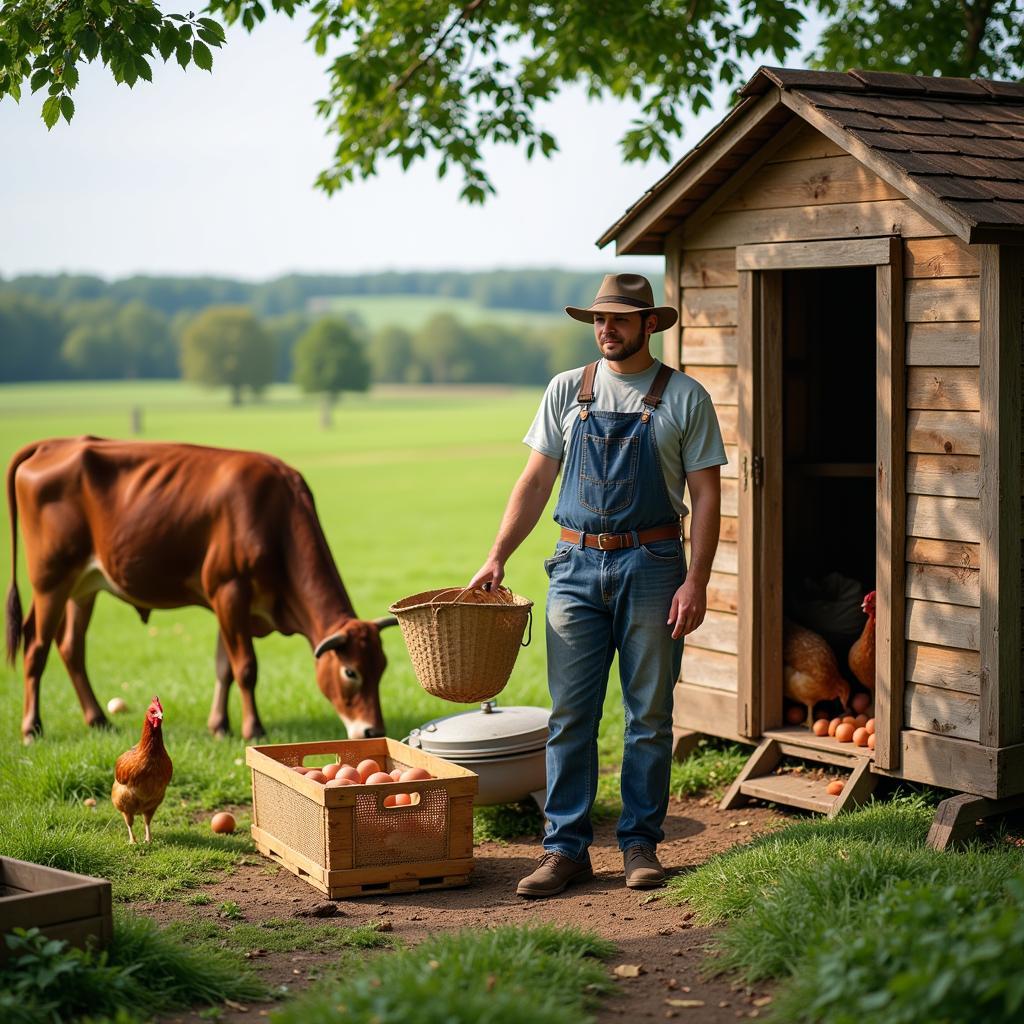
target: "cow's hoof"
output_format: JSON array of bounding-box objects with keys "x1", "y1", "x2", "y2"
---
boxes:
[
  {"x1": 21, "y1": 721, "x2": 42, "y2": 745},
  {"x1": 242, "y1": 723, "x2": 267, "y2": 741},
  {"x1": 209, "y1": 726, "x2": 231, "y2": 740},
  {"x1": 86, "y1": 713, "x2": 111, "y2": 730}
]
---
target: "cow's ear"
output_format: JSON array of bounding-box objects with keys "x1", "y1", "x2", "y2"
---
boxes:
[
  {"x1": 373, "y1": 616, "x2": 399, "y2": 631},
  {"x1": 314, "y1": 633, "x2": 348, "y2": 658}
]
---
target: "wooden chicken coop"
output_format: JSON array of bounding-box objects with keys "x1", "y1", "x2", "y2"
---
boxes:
[{"x1": 599, "y1": 67, "x2": 1024, "y2": 845}]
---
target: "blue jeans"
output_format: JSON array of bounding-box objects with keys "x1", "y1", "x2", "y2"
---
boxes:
[{"x1": 542, "y1": 537, "x2": 686, "y2": 860}]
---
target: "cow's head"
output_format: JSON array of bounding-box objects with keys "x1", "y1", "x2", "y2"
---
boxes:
[{"x1": 313, "y1": 616, "x2": 399, "y2": 738}]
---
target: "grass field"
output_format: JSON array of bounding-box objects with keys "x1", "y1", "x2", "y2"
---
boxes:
[
  {"x1": 313, "y1": 294, "x2": 564, "y2": 332},
  {"x1": 0, "y1": 379, "x2": 641, "y2": 898}
]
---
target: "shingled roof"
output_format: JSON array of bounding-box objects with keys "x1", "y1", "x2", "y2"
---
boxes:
[{"x1": 600, "y1": 67, "x2": 1024, "y2": 254}]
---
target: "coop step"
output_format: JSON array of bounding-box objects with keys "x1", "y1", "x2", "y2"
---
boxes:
[
  {"x1": 738, "y1": 771, "x2": 836, "y2": 814},
  {"x1": 719, "y1": 738, "x2": 879, "y2": 817}
]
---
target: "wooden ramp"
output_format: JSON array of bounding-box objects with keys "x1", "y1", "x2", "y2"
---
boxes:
[{"x1": 720, "y1": 731, "x2": 879, "y2": 818}]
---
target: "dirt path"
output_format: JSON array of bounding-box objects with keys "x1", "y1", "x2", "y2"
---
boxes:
[{"x1": 151, "y1": 796, "x2": 787, "y2": 1023}]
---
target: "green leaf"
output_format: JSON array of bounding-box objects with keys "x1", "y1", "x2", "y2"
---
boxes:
[
  {"x1": 157, "y1": 24, "x2": 178, "y2": 61},
  {"x1": 41, "y1": 95, "x2": 60, "y2": 129},
  {"x1": 30, "y1": 69, "x2": 49, "y2": 93},
  {"x1": 192, "y1": 40, "x2": 213, "y2": 72},
  {"x1": 175, "y1": 41, "x2": 191, "y2": 70},
  {"x1": 197, "y1": 18, "x2": 226, "y2": 44}
]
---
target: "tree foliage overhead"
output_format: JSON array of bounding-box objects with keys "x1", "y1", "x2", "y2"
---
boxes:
[{"x1": 3, "y1": 2, "x2": 1021, "y2": 201}]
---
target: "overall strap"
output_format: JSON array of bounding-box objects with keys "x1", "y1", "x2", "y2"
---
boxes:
[
  {"x1": 577, "y1": 360, "x2": 599, "y2": 420},
  {"x1": 640, "y1": 363, "x2": 676, "y2": 422}
]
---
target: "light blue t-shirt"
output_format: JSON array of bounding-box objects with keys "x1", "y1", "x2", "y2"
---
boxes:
[{"x1": 523, "y1": 359, "x2": 727, "y2": 519}]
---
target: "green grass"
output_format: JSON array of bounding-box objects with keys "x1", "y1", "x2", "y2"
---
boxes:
[
  {"x1": 270, "y1": 924, "x2": 615, "y2": 1024},
  {"x1": 167, "y1": 918, "x2": 396, "y2": 955},
  {"x1": 0, "y1": 380, "x2": 641, "y2": 901},
  {"x1": 659, "y1": 795, "x2": 1024, "y2": 1023},
  {"x1": 316, "y1": 294, "x2": 563, "y2": 332},
  {"x1": 0, "y1": 912, "x2": 266, "y2": 1024}
]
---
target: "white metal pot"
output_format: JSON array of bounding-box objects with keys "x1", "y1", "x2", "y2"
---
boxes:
[{"x1": 405, "y1": 701, "x2": 549, "y2": 807}]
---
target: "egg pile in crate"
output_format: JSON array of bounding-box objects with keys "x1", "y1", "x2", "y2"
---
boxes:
[{"x1": 246, "y1": 738, "x2": 477, "y2": 899}]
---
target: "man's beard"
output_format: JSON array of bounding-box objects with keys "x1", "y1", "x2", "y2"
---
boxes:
[{"x1": 597, "y1": 329, "x2": 646, "y2": 361}]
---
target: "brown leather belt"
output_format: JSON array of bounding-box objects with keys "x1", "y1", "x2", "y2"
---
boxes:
[{"x1": 559, "y1": 524, "x2": 681, "y2": 551}]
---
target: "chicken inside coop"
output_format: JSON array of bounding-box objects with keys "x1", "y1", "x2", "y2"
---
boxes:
[{"x1": 778, "y1": 267, "x2": 877, "y2": 735}]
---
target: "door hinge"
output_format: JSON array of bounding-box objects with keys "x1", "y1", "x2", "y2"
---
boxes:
[{"x1": 752, "y1": 455, "x2": 764, "y2": 488}]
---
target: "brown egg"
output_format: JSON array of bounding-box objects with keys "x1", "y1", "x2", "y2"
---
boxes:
[
  {"x1": 785, "y1": 705, "x2": 805, "y2": 725},
  {"x1": 841, "y1": 716, "x2": 857, "y2": 726},
  {"x1": 854, "y1": 714, "x2": 869, "y2": 727},
  {"x1": 394, "y1": 792, "x2": 412, "y2": 806},
  {"x1": 835, "y1": 723, "x2": 856, "y2": 743},
  {"x1": 389, "y1": 768, "x2": 403, "y2": 781},
  {"x1": 305, "y1": 770, "x2": 328, "y2": 784},
  {"x1": 851, "y1": 692, "x2": 871, "y2": 714},
  {"x1": 852, "y1": 727, "x2": 869, "y2": 747},
  {"x1": 211, "y1": 811, "x2": 236, "y2": 833},
  {"x1": 356, "y1": 759, "x2": 382, "y2": 783},
  {"x1": 337, "y1": 765, "x2": 362, "y2": 784},
  {"x1": 811, "y1": 719, "x2": 830, "y2": 737},
  {"x1": 826, "y1": 780, "x2": 844, "y2": 796},
  {"x1": 322, "y1": 763, "x2": 342, "y2": 780},
  {"x1": 399, "y1": 767, "x2": 432, "y2": 782},
  {"x1": 324, "y1": 778, "x2": 355, "y2": 788},
  {"x1": 291, "y1": 765, "x2": 310, "y2": 774},
  {"x1": 867, "y1": 733, "x2": 876, "y2": 750},
  {"x1": 865, "y1": 718, "x2": 875, "y2": 736},
  {"x1": 827, "y1": 717, "x2": 842, "y2": 737},
  {"x1": 365, "y1": 771, "x2": 394, "y2": 785}
]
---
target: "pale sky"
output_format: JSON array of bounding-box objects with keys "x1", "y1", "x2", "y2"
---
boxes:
[{"x1": 0, "y1": 10, "x2": 822, "y2": 280}]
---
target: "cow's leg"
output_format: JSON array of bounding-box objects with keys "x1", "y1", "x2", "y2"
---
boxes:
[
  {"x1": 56, "y1": 594, "x2": 109, "y2": 730},
  {"x1": 207, "y1": 633, "x2": 234, "y2": 737},
  {"x1": 21, "y1": 587, "x2": 73, "y2": 741},
  {"x1": 210, "y1": 582, "x2": 265, "y2": 740}
]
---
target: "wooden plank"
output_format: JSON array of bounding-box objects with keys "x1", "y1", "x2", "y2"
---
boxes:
[
  {"x1": 739, "y1": 770, "x2": 837, "y2": 814},
  {"x1": 685, "y1": 514, "x2": 738, "y2": 544},
  {"x1": 764, "y1": 726, "x2": 873, "y2": 762},
  {"x1": 663, "y1": 242, "x2": 682, "y2": 369},
  {"x1": 875, "y1": 730, "x2": 998, "y2": 796},
  {"x1": 906, "y1": 367, "x2": 979, "y2": 410},
  {"x1": 721, "y1": 478, "x2": 738, "y2": 516},
  {"x1": 681, "y1": 647, "x2": 738, "y2": 691},
  {"x1": 687, "y1": 609, "x2": 738, "y2": 655},
  {"x1": 828, "y1": 758, "x2": 881, "y2": 818},
  {"x1": 979, "y1": 243, "x2": 1023, "y2": 747},
  {"x1": 906, "y1": 454, "x2": 979, "y2": 497},
  {"x1": 905, "y1": 598, "x2": 981, "y2": 651},
  {"x1": 906, "y1": 410, "x2": 980, "y2": 454},
  {"x1": 906, "y1": 537, "x2": 980, "y2": 568},
  {"x1": 719, "y1": 738, "x2": 781, "y2": 810},
  {"x1": 906, "y1": 495, "x2": 980, "y2": 542},
  {"x1": 736, "y1": 269, "x2": 759, "y2": 739},
  {"x1": 681, "y1": 326, "x2": 737, "y2": 364},
  {"x1": 706, "y1": 570, "x2": 738, "y2": 613},
  {"x1": 905, "y1": 682, "x2": 981, "y2": 741},
  {"x1": 875, "y1": 241, "x2": 905, "y2": 771},
  {"x1": 685, "y1": 365, "x2": 738, "y2": 404},
  {"x1": 721, "y1": 444, "x2": 739, "y2": 479},
  {"x1": 906, "y1": 563, "x2": 980, "y2": 607},
  {"x1": 326, "y1": 858, "x2": 475, "y2": 888},
  {"x1": 689, "y1": 538, "x2": 737, "y2": 574},
  {"x1": 905, "y1": 321, "x2": 980, "y2": 365},
  {"x1": 904, "y1": 237, "x2": 980, "y2": 279},
  {"x1": 672, "y1": 682, "x2": 745, "y2": 742},
  {"x1": 716, "y1": 404, "x2": 737, "y2": 444},
  {"x1": 766, "y1": 123, "x2": 848, "y2": 162},
  {"x1": 905, "y1": 277, "x2": 980, "y2": 322},
  {"x1": 906, "y1": 642, "x2": 982, "y2": 694},
  {"x1": 447, "y1": 795, "x2": 474, "y2": 860},
  {"x1": 736, "y1": 236, "x2": 894, "y2": 271},
  {"x1": 722, "y1": 155, "x2": 903, "y2": 213},
  {"x1": 681, "y1": 287, "x2": 738, "y2": 327},
  {"x1": 927, "y1": 792, "x2": 1024, "y2": 850},
  {"x1": 681, "y1": 248, "x2": 738, "y2": 288},
  {"x1": 684, "y1": 198, "x2": 948, "y2": 250}
]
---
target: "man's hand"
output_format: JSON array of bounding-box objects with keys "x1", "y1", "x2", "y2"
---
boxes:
[
  {"x1": 469, "y1": 557, "x2": 505, "y2": 590},
  {"x1": 668, "y1": 579, "x2": 707, "y2": 639}
]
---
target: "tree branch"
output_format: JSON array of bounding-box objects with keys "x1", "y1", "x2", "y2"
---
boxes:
[{"x1": 387, "y1": 0, "x2": 486, "y2": 96}]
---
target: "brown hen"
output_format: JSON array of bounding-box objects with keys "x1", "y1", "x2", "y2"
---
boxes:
[
  {"x1": 112, "y1": 696, "x2": 173, "y2": 843},
  {"x1": 783, "y1": 620, "x2": 851, "y2": 726},
  {"x1": 848, "y1": 591, "x2": 876, "y2": 693}
]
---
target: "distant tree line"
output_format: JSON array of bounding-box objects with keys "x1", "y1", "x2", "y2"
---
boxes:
[{"x1": 0, "y1": 268, "x2": 658, "y2": 318}]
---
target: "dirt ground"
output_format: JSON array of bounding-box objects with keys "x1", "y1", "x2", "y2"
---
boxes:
[{"x1": 147, "y1": 793, "x2": 791, "y2": 1024}]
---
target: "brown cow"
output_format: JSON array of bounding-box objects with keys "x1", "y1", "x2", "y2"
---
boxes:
[{"x1": 5, "y1": 437, "x2": 398, "y2": 742}]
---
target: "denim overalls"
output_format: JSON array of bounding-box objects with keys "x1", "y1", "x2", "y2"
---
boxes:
[{"x1": 543, "y1": 360, "x2": 687, "y2": 860}]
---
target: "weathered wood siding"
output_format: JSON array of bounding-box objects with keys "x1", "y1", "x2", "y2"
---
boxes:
[{"x1": 668, "y1": 122, "x2": 985, "y2": 752}]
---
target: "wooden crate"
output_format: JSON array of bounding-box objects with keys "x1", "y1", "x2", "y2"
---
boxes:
[
  {"x1": 0, "y1": 858, "x2": 112, "y2": 964},
  {"x1": 247, "y1": 738, "x2": 477, "y2": 899}
]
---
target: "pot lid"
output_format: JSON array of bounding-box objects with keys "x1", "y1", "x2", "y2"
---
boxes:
[{"x1": 407, "y1": 701, "x2": 550, "y2": 758}]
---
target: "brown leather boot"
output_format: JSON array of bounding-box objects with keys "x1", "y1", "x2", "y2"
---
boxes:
[
  {"x1": 623, "y1": 844, "x2": 666, "y2": 889},
  {"x1": 516, "y1": 850, "x2": 593, "y2": 898}
]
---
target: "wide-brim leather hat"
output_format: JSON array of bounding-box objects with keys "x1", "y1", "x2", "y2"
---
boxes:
[{"x1": 565, "y1": 273, "x2": 678, "y2": 333}]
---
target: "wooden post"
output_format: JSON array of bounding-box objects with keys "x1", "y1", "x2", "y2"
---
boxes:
[
  {"x1": 979, "y1": 245, "x2": 1024, "y2": 748},
  {"x1": 874, "y1": 238, "x2": 906, "y2": 772},
  {"x1": 663, "y1": 238, "x2": 683, "y2": 370}
]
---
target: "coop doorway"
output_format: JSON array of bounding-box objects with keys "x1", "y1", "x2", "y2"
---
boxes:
[{"x1": 734, "y1": 238, "x2": 904, "y2": 766}]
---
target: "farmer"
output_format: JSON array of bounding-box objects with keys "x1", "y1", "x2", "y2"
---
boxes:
[{"x1": 470, "y1": 272, "x2": 726, "y2": 897}]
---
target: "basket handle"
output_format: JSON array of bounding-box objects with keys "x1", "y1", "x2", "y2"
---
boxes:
[
  {"x1": 428, "y1": 585, "x2": 515, "y2": 607},
  {"x1": 521, "y1": 608, "x2": 532, "y2": 648}
]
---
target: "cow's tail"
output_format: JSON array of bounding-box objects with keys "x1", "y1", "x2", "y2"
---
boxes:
[{"x1": 6, "y1": 444, "x2": 37, "y2": 665}]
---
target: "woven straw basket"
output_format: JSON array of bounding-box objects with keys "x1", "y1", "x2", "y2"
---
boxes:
[{"x1": 388, "y1": 586, "x2": 533, "y2": 703}]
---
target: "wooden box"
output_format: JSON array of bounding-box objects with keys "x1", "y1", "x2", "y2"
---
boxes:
[
  {"x1": 247, "y1": 738, "x2": 477, "y2": 899},
  {"x1": 0, "y1": 858, "x2": 112, "y2": 964}
]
